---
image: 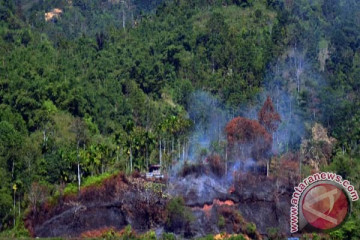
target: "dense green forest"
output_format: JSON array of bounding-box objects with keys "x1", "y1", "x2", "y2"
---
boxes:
[{"x1": 0, "y1": 0, "x2": 360, "y2": 238}]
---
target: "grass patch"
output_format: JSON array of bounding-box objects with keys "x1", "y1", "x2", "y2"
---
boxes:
[
  {"x1": 63, "y1": 183, "x2": 78, "y2": 196},
  {"x1": 63, "y1": 172, "x2": 116, "y2": 196},
  {"x1": 82, "y1": 172, "x2": 113, "y2": 188}
]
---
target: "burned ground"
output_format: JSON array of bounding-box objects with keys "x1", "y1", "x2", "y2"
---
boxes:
[
  {"x1": 169, "y1": 168, "x2": 293, "y2": 237},
  {"x1": 25, "y1": 161, "x2": 295, "y2": 238},
  {"x1": 25, "y1": 173, "x2": 168, "y2": 238}
]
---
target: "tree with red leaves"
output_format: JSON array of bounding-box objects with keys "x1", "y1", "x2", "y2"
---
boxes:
[
  {"x1": 258, "y1": 96, "x2": 281, "y2": 133},
  {"x1": 225, "y1": 117, "x2": 272, "y2": 161}
]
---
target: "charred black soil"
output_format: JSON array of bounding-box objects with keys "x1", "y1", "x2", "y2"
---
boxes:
[{"x1": 25, "y1": 169, "x2": 295, "y2": 239}]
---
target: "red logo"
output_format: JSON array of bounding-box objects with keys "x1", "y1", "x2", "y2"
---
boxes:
[{"x1": 301, "y1": 183, "x2": 349, "y2": 230}]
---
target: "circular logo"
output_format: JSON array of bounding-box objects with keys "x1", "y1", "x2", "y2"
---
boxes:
[{"x1": 301, "y1": 183, "x2": 350, "y2": 230}]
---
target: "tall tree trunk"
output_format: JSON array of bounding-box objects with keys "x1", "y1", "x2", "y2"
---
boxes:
[
  {"x1": 77, "y1": 162, "x2": 81, "y2": 190},
  {"x1": 43, "y1": 129, "x2": 47, "y2": 148},
  {"x1": 159, "y1": 140, "x2": 162, "y2": 167},
  {"x1": 13, "y1": 190, "x2": 15, "y2": 227},
  {"x1": 131, "y1": 9, "x2": 134, "y2": 27},
  {"x1": 130, "y1": 146, "x2": 133, "y2": 172},
  {"x1": 116, "y1": 146, "x2": 119, "y2": 163},
  {"x1": 122, "y1": 1, "x2": 126, "y2": 30},
  {"x1": 77, "y1": 142, "x2": 81, "y2": 191},
  {"x1": 146, "y1": 143, "x2": 149, "y2": 170},
  {"x1": 163, "y1": 139, "x2": 166, "y2": 156}
]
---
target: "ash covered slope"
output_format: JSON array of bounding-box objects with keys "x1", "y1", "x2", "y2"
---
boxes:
[{"x1": 168, "y1": 166, "x2": 294, "y2": 236}]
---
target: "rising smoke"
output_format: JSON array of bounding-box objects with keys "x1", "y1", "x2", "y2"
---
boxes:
[{"x1": 172, "y1": 45, "x2": 329, "y2": 180}]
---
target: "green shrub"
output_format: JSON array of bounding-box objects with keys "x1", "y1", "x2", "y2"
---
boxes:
[
  {"x1": 0, "y1": 215, "x2": 30, "y2": 238},
  {"x1": 165, "y1": 196, "x2": 194, "y2": 233},
  {"x1": 140, "y1": 230, "x2": 156, "y2": 240},
  {"x1": 267, "y1": 227, "x2": 284, "y2": 240},
  {"x1": 196, "y1": 234, "x2": 214, "y2": 240},
  {"x1": 82, "y1": 172, "x2": 113, "y2": 187},
  {"x1": 227, "y1": 235, "x2": 246, "y2": 240},
  {"x1": 120, "y1": 225, "x2": 137, "y2": 240},
  {"x1": 63, "y1": 172, "x2": 114, "y2": 196},
  {"x1": 246, "y1": 222, "x2": 256, "y2": 236},
  {"x1": 218, "y1": 215, "x2": 226, "y2": 229},
  {"x1": 102, "y1": 228, "x2": 118, "y2": 240},
  {"x1": 312, "y1": 233, "x2": 320, "y2": 240},
  {"x1": 161, "y1": 232, "x2": 176, "y2": 240},
  {"x1": 63, "y1": 183, "x2": 78, "y2": 196}
]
